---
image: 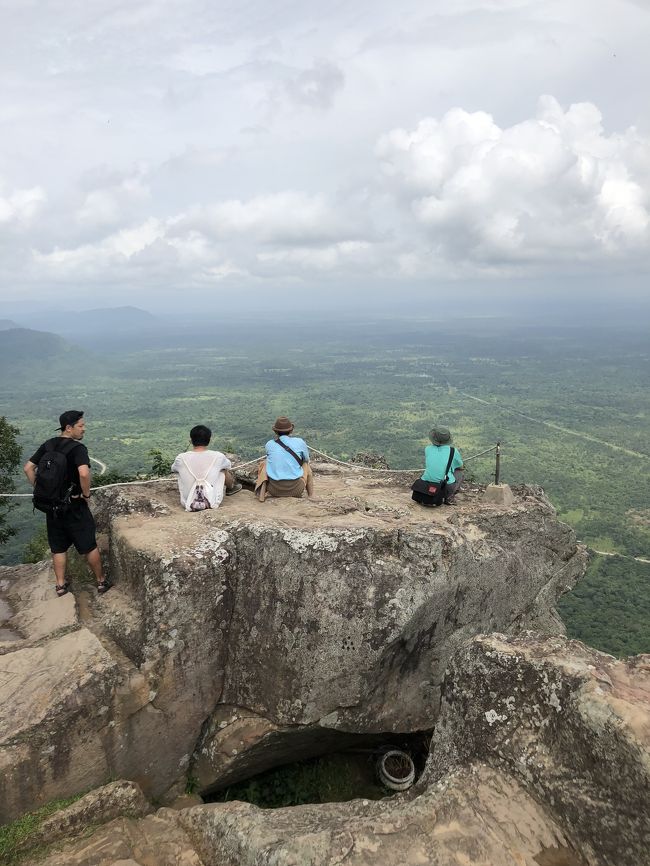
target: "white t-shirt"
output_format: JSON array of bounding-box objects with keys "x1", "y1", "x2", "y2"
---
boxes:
[{"x1": 171, "y1": 449, "x2": 232, "y2": 510}]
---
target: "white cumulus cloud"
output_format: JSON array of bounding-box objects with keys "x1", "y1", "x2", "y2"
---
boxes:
[
  {"x1": 33, "y1": 219, "x2": 164, "y2": 274},
  {"x1": 377, "y1": 96, "x2": 650, "y2": 271},
  {"x1": 256, "y1": 240, "x2": 374, "y2": 275},
  {"x1": 2, "y1": 0, "x2": 650, "y2": 306},
  {"x1": 0, "y1": 182, "x2": 46, "y2": 226},
  {"x1": 175, "y1": 191, "x2": 369, "y2": 247},
  {"x1": 75, "y1": 170, "x2": 150, "y2": 230}
]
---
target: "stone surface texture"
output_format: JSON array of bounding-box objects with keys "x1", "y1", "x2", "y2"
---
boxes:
[
  {"x1": 0, "y1": 560, "x2": 77, "y2": 643},
  {"x1": 425, "y1": 633, "x2": 650, "y2": 866},
  {"x1": 0, "y1": 468, "x2": 586, "y2": 822},
  {"x1": 0, "y1": 627, "x2": 120, "y2": 821},
  {"x1": 39, "y1": 809, "x2": 204, "y2": 866},
  {"x1": 33, "y1": 636, "x2": 650, "y2": 866},
  {"x1": 26, "y1": 780, "x2": 152, "y2": 854},
  {"x1": 36, "y1": 762, "x2": 586, "y2": 866},
  {"x1": 178, "y1": 764, "x2": 580, "y2": 866}
]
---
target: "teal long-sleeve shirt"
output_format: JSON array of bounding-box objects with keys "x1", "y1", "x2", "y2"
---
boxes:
[{"x1": 422, "y1": 444, "x2": 463, "y2": 483}]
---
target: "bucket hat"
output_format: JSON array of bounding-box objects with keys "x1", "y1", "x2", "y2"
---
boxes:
[
  {"x1": 429, "y1": 426, "x2": 453, "y2": 446},
  {"x1": 273, "y1": 416, "x2": 295, "y2": 434}
]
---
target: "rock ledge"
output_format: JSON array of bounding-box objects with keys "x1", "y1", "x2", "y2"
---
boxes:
[{"x1": 0, "y1": 469, "x2": 586, "y2": 822}]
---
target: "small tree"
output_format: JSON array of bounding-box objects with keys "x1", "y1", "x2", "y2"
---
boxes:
[
  {"x1": 149, "y1": 448, "x2": 172, "y2": 476},
  {"x1": 23, "y1": 526, "x2": 49, "y2": 563},
  {"x1": 0, "y1": 417, "x2": 21, "y2": 545}
]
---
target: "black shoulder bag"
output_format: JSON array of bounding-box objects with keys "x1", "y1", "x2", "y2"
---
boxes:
[
  {"x1": 411, "y1": 447, "x2": 455, "y2": 507},
  {"x1": 274, "y1": 437, "x2": 304, "y2": 467}
]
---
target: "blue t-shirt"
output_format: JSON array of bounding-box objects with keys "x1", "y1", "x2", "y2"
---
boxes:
[
  {"x1": 422, "y1": 444, "x2": 463, "y2": 483},
  {"x1": 265, "y1": 435, "x2": 310, "y2": 480}
]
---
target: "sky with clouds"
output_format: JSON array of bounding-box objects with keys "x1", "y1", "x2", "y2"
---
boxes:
[{"x1": 1, "y1": 0, "x2": 649, "y2": 311}]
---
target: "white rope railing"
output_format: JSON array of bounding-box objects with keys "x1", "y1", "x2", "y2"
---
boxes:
[
  {"x1": 305, "y1": 443, "x2": 498, "y2": 472},
  {"x1": 306, "y1": 446, "x2": 418, "y2": 473},
  {"x1": 0, "y1": 455, "x2": 267, "y2": 498},
  {"x1": 0, "y1": 443, "x2": 499, "y2": 498}
]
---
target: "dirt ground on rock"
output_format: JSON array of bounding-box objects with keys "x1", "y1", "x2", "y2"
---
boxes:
[{"x1": 113, "y1": 467, "x2": 517, "y2": 554}]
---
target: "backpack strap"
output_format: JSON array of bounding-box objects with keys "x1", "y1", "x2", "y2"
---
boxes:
[
  {"x1": 46, "y1": 438, "x2": 81, "y2": 455},
  {"x1": 273, "y1": 437, "x2": 304, "y2": 467},
  {"x1": 44, "y1": 438, "x2": 82, "y2": 485},
  {"x1": 441, "y1": 447, "x2": 455, "y2": 486},
  {"x1": 181, "y1": 454, "x2": 219, "y2": 483}
]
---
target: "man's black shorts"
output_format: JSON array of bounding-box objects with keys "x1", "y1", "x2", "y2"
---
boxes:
[{"x1": 46, "y1": 503, "x2": 97, "y2": 555}]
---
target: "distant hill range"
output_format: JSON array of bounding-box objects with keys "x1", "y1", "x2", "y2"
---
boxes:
[
  {"x1": 0, "y1": 327, "x2": 78, "y2": 367},
  {"x1": 75, "y1": 306, "x2": 157, "y2": 330},
  {"x1": 0, "y1": 318, "x2": 19, "y2": 330},
  {"x1": 0, "y1": 328, "x2": 104, "y2": 390},
  {"x1": 7, "y1": 306, "x2": 157, "y2": 338}
]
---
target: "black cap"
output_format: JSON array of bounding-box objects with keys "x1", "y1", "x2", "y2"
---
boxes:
[{"x1": 57, "y1": 410, "x2": 84, "y2": 431}]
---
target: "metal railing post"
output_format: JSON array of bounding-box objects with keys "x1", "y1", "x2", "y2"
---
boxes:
[{"x1": 494, "y1": 441, "x2": 501, "y2": 485}]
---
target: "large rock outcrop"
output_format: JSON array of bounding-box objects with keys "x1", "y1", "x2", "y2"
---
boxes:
[
  {"x1": 29, "y1": 636, "x2": 650, "y2": 866},
  {"x1": 37, "y1": 766, "x2": 577, "y2": 866},
  {"x1": 0, "y1": 469, "x2": 586, "y2": 821},
  {"x1": 424, "y1": 633, "x2": 650, "y2": 866}
]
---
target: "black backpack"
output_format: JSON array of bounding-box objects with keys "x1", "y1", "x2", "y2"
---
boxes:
[{"x1": 33, "y1": 439, "x2": 81, "y2": 516}]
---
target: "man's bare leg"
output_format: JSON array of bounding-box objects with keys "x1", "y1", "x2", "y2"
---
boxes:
[
  {"x1": 52, "y1": 552, "x2": 67, "y2": 588},
  {"x1": 85, "y1": 547, "x2": 105, "y2": 586},
  {"x1": 255, "y1": 460, "x2": 268, "y2": 502},
  {"x1": 304, "y1": 464, "x2": 315, "y2": 498},
  {"x1": 224, "y1": 469, "x2": 242, "y2": 496}
]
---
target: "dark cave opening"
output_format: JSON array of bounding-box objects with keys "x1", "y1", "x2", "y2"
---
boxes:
[{"x1": 202, "y1": 730, "x2": 431, "y2": 809}]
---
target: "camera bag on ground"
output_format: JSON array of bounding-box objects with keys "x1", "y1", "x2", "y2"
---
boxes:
[
  {"x1": 33, "y1": 438, "x2": 81, "y2": 516},
  {"x1": 411, "y1": 447, "x2": 455, "y2": 507}
]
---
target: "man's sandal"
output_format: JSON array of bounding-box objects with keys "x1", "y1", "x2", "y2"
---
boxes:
[
  {"x1": 97, "y1": 580, "x2": 113, "y2": 595},
  {"x1": 55, "y1": 582, "x2": 70, "y2": 597}
]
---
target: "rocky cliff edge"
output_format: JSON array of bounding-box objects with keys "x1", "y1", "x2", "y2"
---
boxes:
[
  {"x1": 14, "y1": 635, "x2": 650, "y2": 866},
  {"x1": 0, "y1": 467, "x2": 587, "y2": 823}
]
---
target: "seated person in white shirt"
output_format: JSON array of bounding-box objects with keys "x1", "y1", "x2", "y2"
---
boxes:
[{"x1": 171, "y1": 425, "x2": 241, "y2": 511}]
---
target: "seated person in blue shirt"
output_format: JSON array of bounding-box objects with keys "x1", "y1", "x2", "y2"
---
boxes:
[
  {"x1": 255, "y1": 416, "x2": 314, "y2": 502},
  {"x1": 422, "y1": 426, "x2": 464, "y2": 505}
]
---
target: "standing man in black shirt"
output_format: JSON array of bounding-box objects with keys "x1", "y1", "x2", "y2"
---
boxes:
[{"x1": 24, "y1": 410, "x2": 111, "y2": 597}]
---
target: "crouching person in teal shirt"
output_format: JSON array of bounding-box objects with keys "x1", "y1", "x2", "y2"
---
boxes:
[{"x1": 422, "y1": 426, "x2": 464, "y2": 505}]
